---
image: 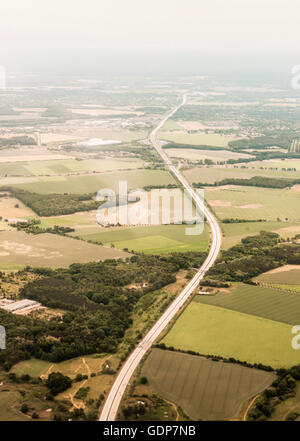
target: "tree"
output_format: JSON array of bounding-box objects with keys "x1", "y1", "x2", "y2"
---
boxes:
[
  {"x1": 21, "y1": 403, "x2": 29, "y2": 413},
  {"x1": 45, "y1": 372, "x2": 72, "y2": 396}
]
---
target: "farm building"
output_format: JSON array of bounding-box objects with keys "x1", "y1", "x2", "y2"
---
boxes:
[{"x1": 0, "y1": 299, "x2": 40, "y2": 314}]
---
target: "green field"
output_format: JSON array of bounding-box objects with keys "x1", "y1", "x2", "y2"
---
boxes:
[
  {"x1": 37, "y1": 212, "x2": 97, "y2": 229},
  {"x1": 160, "y1": 120, "x2": 182, "y2": 131},
  {"x1": 254, "y1": 266, "x2": 300, "y2": 285},
  {"x1": 184, "y1": 165, "x2": 300, "y2": 185},
  {"x1": 162, "y1": 302, "x2": 300, "y2": 368},
  {"x1": 0, "y1": 389, "x2": 29, "y2": 421},
  {"x1": 142, "y1": 349, "x2": 275, "y2": 420},
  {"x1": 205, "y1": 186, "x2": 300, "y2": 221},
  {"x1": 0, "y1": 230, "x2": 129, "y2": 269},
  {"x1": 264, "y1": 284, "x2": 300, "y2": 293},
  {"x1": 246, "y1": 159, "x2": 300, "y2": 172},
  {"x1": 195, "y1": 283, "x2": 300, "y2": 325},
  {"x1": 159, "y1": 131, "x2": 232, "y2": 147},
  {"x1": 0, "y1": 158, "x2": 144, "y2": 177},
  {"x1": 8, "y1": 169, "x2": 176, "y2": 194},
  {"x1": 221, "y1": 221, "x2": 298, "y2": 249},
  {"x1": 71, "y1": 224, "x2": 210, "y2": 254},
  {"x1": 166, "y1": 148, "x2": 251, "y2": 162}
]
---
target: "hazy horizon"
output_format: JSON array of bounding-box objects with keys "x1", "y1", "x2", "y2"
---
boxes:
[{"x1": 1, "y1": 0, "x2": 300, "y2": 76}]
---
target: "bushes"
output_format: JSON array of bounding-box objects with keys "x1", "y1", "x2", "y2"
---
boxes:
[
  {"x1": 214, "y1": 176, "x2": 300, "y2": 189},
  {"x1": 74, "y1": 387, "x2": 90, "y2": 400},
  {"x1": 1, "y1": 187, "x2": 99, "y2": 216},
  {"x1": 1, "y1": 252, "x2": 207, "y2": 370},
  {"x1": 248, "y1": 370, "x2": 299, "y2": 420},
  {"x1": 21, "y1": 404, "x2": 29, "y2": 413},
  {"x1": 45, "y1": 372, "x2": 72, "y2": 396},
  {"x1": 0, "y1": 136, "x2": 36, "y2": 147},
  {"x1": 12, "y1": 219, "x2": 75, "y2": 235},
  {"x1": 207, "y1": 231, "x2": 300, "y2": 282}
]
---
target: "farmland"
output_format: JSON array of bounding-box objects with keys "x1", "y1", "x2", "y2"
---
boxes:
[
  {"x1": 0, "y1": 193, "x2": 35, "y2": 220},
  {"x1": 162, "y1": 302, "x2": 300, "y2": 368},
  {"x1": 254, "y1": 265, "x2": 300, "y2": 285},
  {"x1": 0, "y1": 158, "x2": 145, "y2": 177},
  {"x1": 71, "y1": 224, "x2": 210, "y2": 254},
  {"x1": 7, "y1": 170, "x2": 176, "y2": 194},
  {"x1": 0, "y1": 230, "x2": 130, "y2": 269},
  {"x1": 141, "y1": 348, "x2": 275, "y2": 420},
  {"x1": 184, "y1": 165, "x2": 300, "y2": 185},
  {"x1": 165, "y1": 148, "x2": 251, "y2": 162},
  {"x1": 245, "y1": 158, "x2": 300, "y2": 172},
  {"x1": 195, "y1": 283, "x2": 300, "y2": 325},
  {"x1": 158, "y1": 131, "x2": 232, "y2": 147},
  {"x1": 221, "y1": 221, "x2": 299, "y2": 249},
  {"x1": 205, "y1": 186, "x2": 300, "y2": 221}
]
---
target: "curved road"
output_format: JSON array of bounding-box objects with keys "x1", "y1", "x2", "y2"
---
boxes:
[{"x1": 100, "y1": 95, "x2": 222, "y2": 421}]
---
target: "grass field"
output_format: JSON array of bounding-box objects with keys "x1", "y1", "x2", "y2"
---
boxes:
[
  {"x1": 254, "y1": 265, "x2": 300, "y2": 285},
  {"x1": 195, "y1": 283, "x2": 300, "y2": 325},
  {"x1": 38, "y1": 211, "x2": 98, "y2": 228},
  {"x1": 71, "y1": 224, "x2": 210, "y2": 254},
  {"x1": 0, "y1": 377, "x2": 54, "y2": 421},
  {"x1": 221, "y1": 221, "x2": 299, "y2": 249},
  {"x1": 160, "y1": 120, "x2": 182, "y2": 131},
  {"x1": 263, "y1": 284, "x2": 300, "y2": 293},
  {"x1": 0, "y1": 158, "x2": 144, "y2": 177},
  {"x1": 0, "y1": 389, "x2": 29, "y2": 421},
  {"x1": 245, "y1": 159, "x2": 300, "y2": 172},
  {"x1": 9, "y1": 170, "x2": 176, "y2": 194},
  {"x1": 158, "y1": 131, "x2": 232, "y2": 147},
  {"x1": 9, "y1": 354, "x2": 120, "y2": 419},
  {"x1": 162, "y1": 302, "x2": 300, "y2": 368},
  {"x1": 184, "y1": 165, "x2": 300, "y2": 185},
  {"x1": 11, "y1": 354, "x2": 109, "y2": 379},
  {"x1": 44, "y1": 129, "x2": 147, "y2": 144},
  {"x1": 141, "y1": 349, "x2": 275, "y2": 420},
  {"x1": 205, "y1": 186, "x2": 300, "y2": 221},
  {"x1": 0, "y1": 230, "x2": 129, "y2": 269},
  {"x1": 166, "y1": 148, "x2": 251, "y2": 162}
]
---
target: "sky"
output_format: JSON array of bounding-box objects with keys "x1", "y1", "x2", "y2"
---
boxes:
[{"x1": 0, "y1": 0, "x2": 299, "y2": 73}]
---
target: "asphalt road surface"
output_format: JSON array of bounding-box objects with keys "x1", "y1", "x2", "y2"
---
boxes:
[{"x1": 99, "y1": 95, "x2": 222, "y2": 421}]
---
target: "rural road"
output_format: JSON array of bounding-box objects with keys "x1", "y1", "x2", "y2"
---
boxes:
[{"x1": 99, "y1": 94, "x2": 222, "y2": 421}]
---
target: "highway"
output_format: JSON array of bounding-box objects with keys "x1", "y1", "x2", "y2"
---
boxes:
[{"x1": 99, "y1": 95, "x2": 222, "y2": 421}]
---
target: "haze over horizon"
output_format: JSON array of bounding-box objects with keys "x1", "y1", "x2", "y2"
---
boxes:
[{"x1": 1, "y1": 0, "x2": 300, "y2": 75}]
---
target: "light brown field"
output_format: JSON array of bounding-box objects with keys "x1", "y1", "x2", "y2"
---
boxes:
[
  {"x1": 273, "y1": 225, "x2": 300, "y2": 233},
  {"x1": 13, "y1": 107, "x2": 46, "y2": 113},
  {"x1": 205, "y1": 185, "x2": 237, "y2": 192},
  {"x1": 0, "y1": 230, "x2": 130, "y2": 268},
  {"x1": 178, "y1": 121, "x2": 207, "y2": 130},
  {"x1": 0, "y1": 194, "x2": 34, "y2": 218},
  {"x1": 238, "y1": 204, "x2": 263, "y2": 209},
  {"x1": 0, "y1": 154, "x2": 74, "y2": 163},
  {"x1": 260, "y1": 265, "x2": 300, "y2": 275},
  {"x1": 209, "y1": 200, "x2": 232, "y2": 207},
  {"x1": 70, "y1": 108, "x2": 143, "y2": 116},
  {"x1": 40, "y1": 133, "x2": 84, "y2": 144}
]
